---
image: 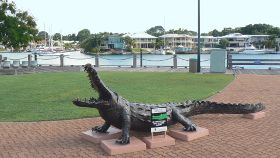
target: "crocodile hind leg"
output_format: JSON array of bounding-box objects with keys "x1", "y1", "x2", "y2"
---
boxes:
[
  {"x1": 92, "y1": 122, "x2": 110, "y2": 133},
  {"x1": 172, "y1": 108, "x2": 197, "y2": 132}
]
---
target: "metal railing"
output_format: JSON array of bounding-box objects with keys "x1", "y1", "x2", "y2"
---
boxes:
[
  {"x1": 0, "y1": 54, "x2": 210, "y2": 69},
  {"x1": 227, "y1": 54, "x2": 280, "y2": 69}
]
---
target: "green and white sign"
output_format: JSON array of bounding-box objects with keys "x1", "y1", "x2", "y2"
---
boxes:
[{"x1": 151, "y1": 107, "x2": 168, "y2": 133}]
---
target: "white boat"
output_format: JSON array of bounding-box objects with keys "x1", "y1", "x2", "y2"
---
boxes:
[
  {"x1": 240, "y1": 44, "x2": 275, "y2": 54},
  {"x1": 164, "y1": 46, "x2": 175, "y2": 55},
  {"x1": 175, "y1": 45, "x2": 193, "y2": 54},
  {"x1": 154, "y1": 49, "x2": 166, "y2": 55},
  {"x1": 165, "y1": 49, "x2": 175, "y2": 55}
]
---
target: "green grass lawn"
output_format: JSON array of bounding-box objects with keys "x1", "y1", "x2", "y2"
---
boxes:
[{"x1": 0, "y1": 71, "x2": 234, "y2": 122}]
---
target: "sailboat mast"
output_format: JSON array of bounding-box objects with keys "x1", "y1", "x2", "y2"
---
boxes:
[
  {"x1": 50, "y1": 25, "x2": 53, "y2": 51},
  {"x1": 163, "y1": 16, "x2": 166, "y2": 49},
  {"x1": 60, "y1": 30, "x2": 63, "y2": 48},
  {"x1": 48, "y1": 26, "x2": 51, "y2": 48},
  {"x1": 44, "y1": 23, "x2": 46, "y2": 47}
]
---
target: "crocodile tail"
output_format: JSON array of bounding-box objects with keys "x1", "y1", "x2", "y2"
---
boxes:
[{"x1": 189, "y1": 101, "x2": 265, "y2": 116}]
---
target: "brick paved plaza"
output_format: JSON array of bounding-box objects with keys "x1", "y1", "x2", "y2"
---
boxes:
[{"x1": 0, "y1": 74, "x2": 279, "y2": 158}]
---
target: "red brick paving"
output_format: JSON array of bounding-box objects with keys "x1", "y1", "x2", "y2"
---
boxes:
[{"x1": 1, "y1": 74, "x2": 280, "y2": 158}]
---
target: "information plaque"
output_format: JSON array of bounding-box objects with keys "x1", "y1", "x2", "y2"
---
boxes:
[{"x1": 151, "y1": 107, "x2": 167, "y2": 133}]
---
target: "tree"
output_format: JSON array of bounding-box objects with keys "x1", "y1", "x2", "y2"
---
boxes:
[
  {"x1": 262, "y1": 36, "x2": 278, "y2": 49},
  {"x1": 208, "y1": 29, "x2": 221, "y2": 37},
  {"x1": 167, "y1": 28, "x2": 197, "y2": 36},
  {"x1": 221, "y1": 28, "x2": 236, "y2": 36},
  {"x1": 124, "y1": 36, "x2": 135, "y2": 49},
  {"x1": 36, "y1": 31, "x2": 48, "y2": 41},
  {"x1": 219, "y1": 39, "x2": 229, "y2": 49},
  {"x1": 80, "y1": 34, "x2": 106, "y2": 53},
  {"x1": 0, "y1": 0, "x2": 38, "y2": 50},
  {"x1": 207, "y1": 24, "x2": 280, "y2": 37},
  {"x1": 201, "y1": 33, "x2": 208, "y2": 36},
  {"x1": 155, "y1": 38, "x2": 164, "y2": 49},
  {"x1": 146, "y1": 26, "x2": 165, "y2": 37},
  {"x1": 63, "y1": 33, "x2": 77, "y2": 41},
  {"x1": 53, "y1": 33, "x2": 62, "y2": 40},
  {"x1": 77, "y1": 29, "x2": 90, "y2": 42}
]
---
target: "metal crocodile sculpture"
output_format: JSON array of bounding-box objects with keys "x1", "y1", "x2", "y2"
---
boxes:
[{"x1": 73, "y1": 64, "x2": 265, "y2": 144}]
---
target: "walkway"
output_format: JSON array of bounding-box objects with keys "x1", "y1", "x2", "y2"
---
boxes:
[{"x1": 0, "y1": 74, "x2": 280, "y2": 157}]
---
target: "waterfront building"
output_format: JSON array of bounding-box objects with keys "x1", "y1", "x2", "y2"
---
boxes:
[
  {"x1": 124, "y1": 32, "x2": 157, "y2": 49},
  {"x1": 99, "y1": 35, "x2": 125, "y2": 50},
  {"x1": 220, "y1": 33, "x2": 250, "y2": 52},
  {"x1": 248, "y1": 35, "x2": 270, "y2": 48},
  {"x1": 107, "y1": 35, "x2": 125, "y2": 49},
  {"x1": 221, "y1": 33, "x2": 271, "y2": 51},
  {"x1": 248, "y1": 35, "x2": 270, "y2": 43},
  {"x1": 159, "y1": 34, "x2": 194, "y2": 49},
  {"x1": 192, "y1": 36, "x2": 220, "y2": 49},
  {"x1": 221, "y1": 33, "x2": 250, "y2": 48},
  {"x1": 277, "y1": 38, "x2": 280, "y2": 49}
]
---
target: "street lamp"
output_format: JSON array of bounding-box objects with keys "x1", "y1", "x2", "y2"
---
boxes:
[{"x1": 197, "y1": 0, "x2": 201, "y2": 72}]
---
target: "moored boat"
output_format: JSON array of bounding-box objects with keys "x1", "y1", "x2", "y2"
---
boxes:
[{"x1": 239, "y1": 44, "x2": 275, "y2": 54}]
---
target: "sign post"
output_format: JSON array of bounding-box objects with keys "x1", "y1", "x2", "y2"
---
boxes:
[{"x1": 151, "y1": 107, "x2": 168, "y2": 139}]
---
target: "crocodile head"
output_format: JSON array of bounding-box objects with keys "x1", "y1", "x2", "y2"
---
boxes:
[{"x1": 81, "y1": 64, "x2": 120, "y2": 108}]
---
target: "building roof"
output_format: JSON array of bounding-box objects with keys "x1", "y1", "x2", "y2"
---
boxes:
[
  {"x1": 159, "y1": 34, "x2": 191, "y2": 38},
  {"x1": 124, "y1": 32, "x2": 157, "y2": 39},
  {"x1": 192, "y1": 36, "x2": 218, "y2": 39},
  {"x1": 221, "y1": 33, "x2": 250, "y2": 38},
  {"x1": 248, "y1": 35, "x2": 270, "y2": 37}
]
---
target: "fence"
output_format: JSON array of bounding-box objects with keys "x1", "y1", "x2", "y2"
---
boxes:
[
  {"x1": 227, "y1": 54, "x2": 280, "y2": 69},
  {"x1": 0, "y1": 54, "x2": 210, "y2": 69}
]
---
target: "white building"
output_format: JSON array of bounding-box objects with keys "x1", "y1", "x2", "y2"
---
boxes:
[
  {"x1": 277, "y1": 38, "x2": 280, "y2": 50},
  {"x1": 192, "y1": 36, "x2": 220, "y2": 49},
  {"x1": 124, "y1": 32, "x2": 157, "y2": 49},
  {"x1": 221, "y1": 33, "x2": 272, "y2": 51},
  {"x1": 248, "y1": 35, "x2": 270, "y2": 44},
  {"x1": 0, "y1": 44, "x2": 5, "y2": 49},
  {"x1": 221, "y1": 33, "x2": 250, "y2": 48},
  {"x1": 159, "y1": 34, "x2": 194, "y2": 49}
]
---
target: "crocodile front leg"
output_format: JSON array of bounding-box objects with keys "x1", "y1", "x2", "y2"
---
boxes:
[
  {"x1": 172, "y1": 108, "x2": 197, "y2": 132},
  {"x1": 116, "y1": 108, "x2": 131, "y2": 144},
  {"x1": 92, "y1": 122, "x2": 110, "y2": 133}
]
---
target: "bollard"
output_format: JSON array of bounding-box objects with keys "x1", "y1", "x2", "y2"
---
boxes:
[
  {"x1": 140, "y1": 49, "x2": 143, "y2": 67},
  {"x1": 60, "y1": 54, "x2": 64, "y2": 67},
  {"x1": 173, "y1": 54, "x2": 177, "y2": 69},
  {"x1": 34, "y1": 53, "x2": 38, "y2": 61},
  {"x1": 133, "y1": 54, "x2": 137, "y2": 68},
  {"x1": 95, "y1": 54, "x2": 99, "y2": 67},
  {"x1": 0, "y1": 55, "x2": 2, "y2": 67},
  {"x1": 189, "y1": 58, "x2": 197, "y2": 73},
  {"x1": 28, "y1": 54, "x2": 32, "y2": 67},
  {"x1": 227, "y1": 54, "x2": 232, "y2": 69}
]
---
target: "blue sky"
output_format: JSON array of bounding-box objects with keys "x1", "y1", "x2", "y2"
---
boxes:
[{"x1": 13, "y1": 0, "x2": 279, "y2": 35}]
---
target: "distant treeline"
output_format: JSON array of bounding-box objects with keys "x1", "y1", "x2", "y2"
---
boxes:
[
  {"x1": 205, "y1": 24, "x2": 280, "y2": 37},
  {"x1": 144, "y1": 24, "x2": 280, "y2": 38}
]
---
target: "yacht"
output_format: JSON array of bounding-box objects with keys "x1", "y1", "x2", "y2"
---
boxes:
[
  {"x1": 164, "y1": 47, "x2": 175, "y2": 55},
  {"x1": 154, "y1": 49, "x2": 166, "y2": 55},
  {"x1": 240, "y1": 44, "x2": 275, "y2": 54}
]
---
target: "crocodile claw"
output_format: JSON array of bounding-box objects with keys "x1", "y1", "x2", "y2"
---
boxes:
[
  {"x1": 115, "y1": 134, "x2": 130, "y2": 144},
  {"x1": 92, "y1": 126, "x2": 108, "y2": 133},
  {"x1": 183, "y1": 123, "x2": 197, "y2": 132}
]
